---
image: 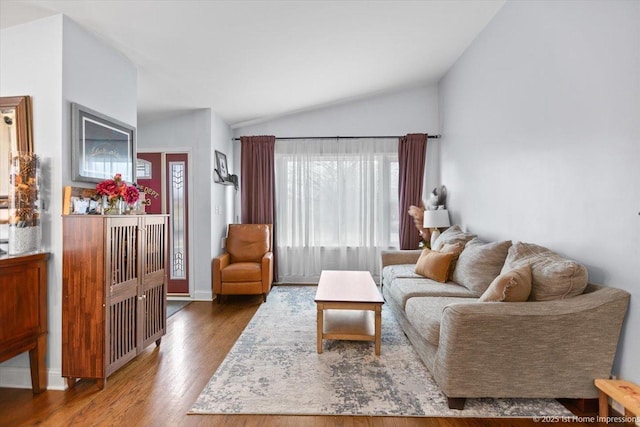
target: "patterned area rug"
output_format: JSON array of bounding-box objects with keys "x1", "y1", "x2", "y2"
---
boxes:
[{"x1": 190, "y1": 286, "x2": 572, "y2": 417}]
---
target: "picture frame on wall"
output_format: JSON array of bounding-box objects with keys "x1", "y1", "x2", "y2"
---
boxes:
[
  {"x1": 71, "y1": 102, "x2": 136, "y2": 184},
  {"x1": 214, "y1": 150, "x2": 229, "y2": 181}
]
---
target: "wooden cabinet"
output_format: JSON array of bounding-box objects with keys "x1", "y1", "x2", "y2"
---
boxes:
[
  {"x1": 0, "y1": 252, "x2": 48, "y2": 393},
  {"x1": 62, "y1": 215, "x2": 168, "y2": 389}
]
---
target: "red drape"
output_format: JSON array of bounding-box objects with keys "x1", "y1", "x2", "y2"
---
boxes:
[
  {"x1": 240, "y1": 135, "x2": 278, "y2": 280},
  {"x1": 398, "y1": 133, "x2": 428, "y2": 249}
]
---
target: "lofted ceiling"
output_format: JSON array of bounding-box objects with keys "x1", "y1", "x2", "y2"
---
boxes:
[{"x1": 0, "y1": 0, "x2": 505, "y2": 126}]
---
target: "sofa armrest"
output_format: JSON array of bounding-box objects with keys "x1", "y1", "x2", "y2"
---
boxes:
[
  {"x1": 381, "y1": 249, "x2": 422, "y2": 269},
  {"x1": 262, "y1": 251, "x2": 274, "y2": 293},
  {"x1": 433, "y1": 285, "x2": 630, "y2": 399},
  {"x1": 212, "y1": 253, "x2": 230, "y2": 294},
  {"x1": 380, "y1": 250, "x2": 422, "y2": 285}
]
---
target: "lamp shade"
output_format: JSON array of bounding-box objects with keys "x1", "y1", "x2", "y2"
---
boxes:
[{"x1": 423, "y1": 209, "x2": 450, "y2": 229}]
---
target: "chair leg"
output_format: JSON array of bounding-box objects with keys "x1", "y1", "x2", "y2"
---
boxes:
[
  {"x1": 262, "y1": 293, "x2": 267, "y2": 302},
  {"x1": 215, "y1": 294, "x2": 222, "y2": 304}
]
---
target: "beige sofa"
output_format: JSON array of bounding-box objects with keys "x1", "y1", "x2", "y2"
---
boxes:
[{"x1": 381, "y1": 227, "x2": 630, "y2": 409}]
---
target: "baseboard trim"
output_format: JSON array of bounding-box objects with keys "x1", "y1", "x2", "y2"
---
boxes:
[
  {"x1": 193, "y1": 290, "x2": 213, "y2": 301},
  {"x1": 0, "y1": 366, "x2": 65, "y2": 391}
]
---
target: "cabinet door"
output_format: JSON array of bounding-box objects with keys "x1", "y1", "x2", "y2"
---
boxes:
[
  {"x1": 62, "y1": 216, "x2": 106, "y2": 380},
  {"x1": 139, "y1": 216, "x2": 167, "y2": 348},
  {"x1": 105, "y1": 217, "x2": 140, "y2": 375}
]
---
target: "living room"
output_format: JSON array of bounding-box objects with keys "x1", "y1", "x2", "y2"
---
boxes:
[{"x1": 1, "y1": 0, "x2": 638, "y2": 425}]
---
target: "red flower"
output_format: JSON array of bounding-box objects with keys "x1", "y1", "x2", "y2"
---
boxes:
[
  {"x1": 96, "y1": 179, "x2": 121, "y2": 199},
  {"x1": 123, "y1": 185, "x2": 140, "y2": 204},
  {"x1": 96, "y1": 174, "x2": 139, "y2": 205}
]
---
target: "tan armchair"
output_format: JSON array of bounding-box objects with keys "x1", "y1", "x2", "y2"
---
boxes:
[{"x1": 212, "y1": 224, "x2": 273, "y2": 303}]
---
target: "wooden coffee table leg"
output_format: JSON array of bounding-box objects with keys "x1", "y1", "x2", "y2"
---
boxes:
[
  {"x1": 375, "y1": 304, "x2": 382, "y2": 355},
  {"x1": 317, "y1": 303, "x2": 323, "y2": 353}
]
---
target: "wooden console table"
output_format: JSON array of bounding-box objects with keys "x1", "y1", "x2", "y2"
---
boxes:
[{"x1": 0, "y1": 252, "x2": 49, "y2": 393}]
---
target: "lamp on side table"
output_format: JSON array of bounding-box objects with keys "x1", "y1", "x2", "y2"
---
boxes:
[{"x1": 423, "y1": 209, "x2": 450, "y2": 249}]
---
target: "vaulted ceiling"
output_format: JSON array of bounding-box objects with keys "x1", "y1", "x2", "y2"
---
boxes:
[{"x1": 0, "y1": 0, "x2": 504, "y2": 126}]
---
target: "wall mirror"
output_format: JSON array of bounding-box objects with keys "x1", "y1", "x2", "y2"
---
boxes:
[
  {"x1": 0, "y1": 96, "x2": 33, "y2": 251},
  {"x1": 1, "y1": 96, "x2": 34, "y2": 196}
]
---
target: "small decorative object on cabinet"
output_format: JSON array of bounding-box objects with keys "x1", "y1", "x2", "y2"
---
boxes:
[
  {"x1": 0, "y1": 252, "x2": 49, "y2": 393},
  {"x1": 62, "y1": 214, "x2": 168, "y2": 389}
]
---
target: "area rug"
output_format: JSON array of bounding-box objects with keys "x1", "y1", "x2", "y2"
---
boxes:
[
  {"x1": 167, "y1": 300, "x2": 191, "y2": 318},
  {"x1": 189, "y1": 286, "x2": 572, "y2": 417}
]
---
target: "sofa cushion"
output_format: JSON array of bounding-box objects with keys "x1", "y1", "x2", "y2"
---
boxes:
[
  {"x1": 479, "y1": 264, "x2": 532, "y2": 302},
  {"x1": 221, "y1": 262, "x2": 262, "y2": 282},
  {"x1": 501, "y1": 242, "x2": 588, "y2": 301},
  {"x1": 386, "y1": 277, "x2": 475, "y2": 309},
  {"x1": 452, "y1": 238, "x2": 512, "y2": 296},
  {"x1": 432, "y1": 225, "x2": 476, "y2": 251},
  {"x1": 440, "y1": 242, "x2": 465, "y2": 280},
  {"x1": 415, "y1": 249, "x2": 455, "y2": 282},
  {"x1": 382, "y1": 264, "x2": 422, "y2": 285},
  {"x1": 405, "y1": 297, "x2": 477, "y2": 346}
]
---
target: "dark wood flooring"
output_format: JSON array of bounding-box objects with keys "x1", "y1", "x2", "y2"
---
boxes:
[{"x1": 0, "y1": 292, "x2": 631, "y2": 426}]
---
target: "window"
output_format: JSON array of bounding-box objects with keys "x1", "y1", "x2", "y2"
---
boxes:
[{"x1": 275, "y1": 138, "x2": 398, "y2": 283}]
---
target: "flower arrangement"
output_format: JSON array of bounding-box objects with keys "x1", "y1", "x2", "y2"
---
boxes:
[{"x1": 96, "y1": 174, "x2": 139, "y2": 214}]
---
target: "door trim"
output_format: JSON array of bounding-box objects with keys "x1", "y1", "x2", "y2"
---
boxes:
[{"x1": 137, "y1": 148, "x2": 194, "y2": 298}]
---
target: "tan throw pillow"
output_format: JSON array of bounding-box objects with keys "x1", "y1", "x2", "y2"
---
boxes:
[
  {"x1": 501, "y1": 242, "x2": 588, "y2": 301},
  {"x1": 415, "y1": 248, "x2": 455, "y2": 283},
  {"x1": 479, "y1": 265, "x2": 532, "y2": 302},
  {"x1": 432, "y1": 225, "x2": 476, "y2": 251},
  {"x1": 452, "y1": 238, "x2": 512, "y2": 296},
  {"x1": 439, "y1": 242, "x2": 465, "y2": 280}
]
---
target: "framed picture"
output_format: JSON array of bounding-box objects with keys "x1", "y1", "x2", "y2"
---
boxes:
[
  {"x1": 62, "y1": 186, "x2": 100, "y2": 215},
  {"x1": 215, "y1": 150, "x2": 229, "y2": 181},
  {"x1": 71, "y1": 102, "x2": 136, "y2": 184}
]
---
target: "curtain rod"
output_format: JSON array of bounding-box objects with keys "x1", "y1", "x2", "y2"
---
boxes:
[{"x1": 233, "y1": 134, "x2": 441, "y2": 141}]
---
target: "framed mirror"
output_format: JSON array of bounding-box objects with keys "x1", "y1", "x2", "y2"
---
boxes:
[
  {"x1": 1, "y1": 96, "x2": 34, "y2": 196},
  {"x1": 1, "y1": 96, "x2": 33, "y2": 253}
]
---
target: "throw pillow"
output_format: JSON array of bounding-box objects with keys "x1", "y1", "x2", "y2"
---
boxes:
[
  {"x1": 501, "y1": 242, "x2": 588, "y2": 301},
  {"x1": 431, "y1": 225, "x2": 476, "y2": 251},
  {"x1": 414, "y1": 248, "x2": 455, "y2": 283},
  {"x1": 452, "y1": 238, "x2": 512, "y2": 296},
  {"x1": 479, "y1": 264, "x2": 532, "y2": 302},
  {"x1": 439, "y1": 242, "x2": 465, "y2": 280}
]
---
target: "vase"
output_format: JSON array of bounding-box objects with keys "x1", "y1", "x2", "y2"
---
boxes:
[
  {"x1": 103, "y1": 196, "x2": 124, "y2": 215},
  {"x1": 8, "y1": 151, "x2": 42, "y2": 255}
]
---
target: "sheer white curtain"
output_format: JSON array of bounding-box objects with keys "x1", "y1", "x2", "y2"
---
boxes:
[{"x1": 275, "y1": 138, "x2": 399, "y2": 283}]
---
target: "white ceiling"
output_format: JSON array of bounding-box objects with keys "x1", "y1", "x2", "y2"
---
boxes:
[{"x1": 0, "y1": 0, "x2": 504, "y2": 126}]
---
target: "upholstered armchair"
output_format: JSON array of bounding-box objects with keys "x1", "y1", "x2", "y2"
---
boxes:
[{"x1": 212, "y1": 224, "x2": 273, "y2": 303}]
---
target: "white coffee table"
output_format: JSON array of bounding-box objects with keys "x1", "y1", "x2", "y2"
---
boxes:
[{"x1": 314, "y1": 270, "x2": 384, "y2": 355}]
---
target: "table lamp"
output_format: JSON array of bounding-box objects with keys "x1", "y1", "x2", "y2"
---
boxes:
[{"x1": 423, "y1": 209, "x2": 450, "y2": 249}]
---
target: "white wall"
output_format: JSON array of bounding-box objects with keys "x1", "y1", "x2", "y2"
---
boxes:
[
  {"x1": 0, "y1": 14, "x2": 64, "y2": 390},
  {"x1": 210, "y1": 112, "x2": 236, "y2": 279},
  {"x1": 439, "y1": 0, "x2": 640, "y2": 382},
  {"x1": 138, "y1": 109, "x2": 233, "y2": 301},
  {"x1": 0, "y1": 14, "x2": 137, "y2": 390},
  {"x1": 233, "y1": 84, "x2": 442, "y2": 211}
]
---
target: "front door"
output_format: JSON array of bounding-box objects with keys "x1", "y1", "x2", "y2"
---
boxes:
[{"x1": 137, "y1": 152, "x2": 190, "y2": 295}]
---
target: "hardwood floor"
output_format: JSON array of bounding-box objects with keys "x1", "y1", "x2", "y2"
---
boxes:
[{"x1": 0, "y1": 293, "x2": 629, "y2": 426}]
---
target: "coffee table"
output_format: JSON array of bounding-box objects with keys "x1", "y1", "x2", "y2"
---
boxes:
[{"x1": 315, "y1": 270, "x2": 384, "y2": 355}]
